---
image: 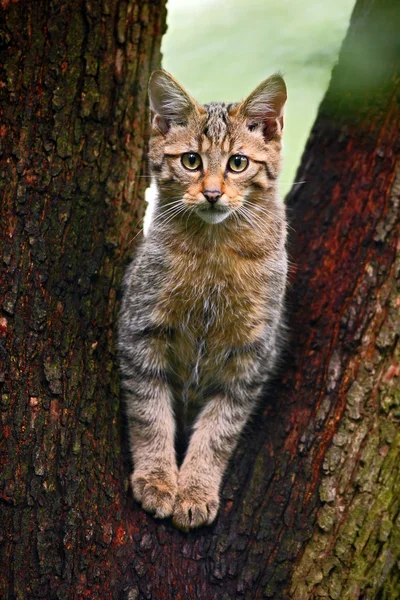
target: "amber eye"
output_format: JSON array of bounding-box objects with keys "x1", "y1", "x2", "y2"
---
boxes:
[
  {"x1": 181, "y1": 152, "x2": 202, "y2": 171},
  {"x1": 228, "y1": 155, "x2": 248, "y2": 173}
]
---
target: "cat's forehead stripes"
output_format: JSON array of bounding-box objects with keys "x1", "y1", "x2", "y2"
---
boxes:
[{"x1": 203, "y1": 102, "x2": 230, "y2": 144}]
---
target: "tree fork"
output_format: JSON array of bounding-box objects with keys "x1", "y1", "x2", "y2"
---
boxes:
[{"x1": 0, "y1": 0, "x2": 399, "y2": 599}]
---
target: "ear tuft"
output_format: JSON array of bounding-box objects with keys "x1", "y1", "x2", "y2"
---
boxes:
[
  {"x1": 148, "y1": 70, "x2": 200, "y2": 134},
  {"x1": 238, "y1": 73, "x2": 287, "y2": 140}
]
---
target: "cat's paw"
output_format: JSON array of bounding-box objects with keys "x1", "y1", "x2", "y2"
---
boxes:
[
  {"x1": 172, "y1": 482, "x2": 219, "y2": 531},
  {"x1": 131, "y1": 470, "x2": 178, "y2": 519}
]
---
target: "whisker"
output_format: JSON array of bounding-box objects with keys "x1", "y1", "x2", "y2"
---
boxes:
[
  {"x1": 279, "y1": 180, "x2": 307, "y2": 185},
  {"x1": 152, "y1": 201, "x2": 184, "y2": 217},
  {"x1": 124, "y1": 200, "x2": 185, "y2": 246},
  {"x1": 150, "y1": 200, "x2": 185, "y2": 216},
  {"x1": 185, "y1": 206, "x2": 197, "y2": 232},
  {"x1": 236, "y1": 206, "x2": 275, "y2": 237},
  {"x1": 247, "y1": 204, "x2": 295, "y2": 233},
  {"x1": 151, "y1": 203, "x2": 186, "y2": 222},
  {"x1": 151, "y1": 209, "x2": 184, "y2": 229},
  {"x1": 151, "y1": 206, "x2": 187, "y2": 230},
  {"x1": 124, "y1": 226, "x2": 145, "y2": 249},
  {"x1": 239, "y1": 204, "x2": 274, "y2": 227}
]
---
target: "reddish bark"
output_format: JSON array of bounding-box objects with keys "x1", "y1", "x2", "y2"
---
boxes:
[{"x1": 1, "y1": 0, "x2": 399, "y2": 599}]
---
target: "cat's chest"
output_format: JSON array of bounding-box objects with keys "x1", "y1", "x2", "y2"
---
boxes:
[{"x1": 152, "y1": 244, "x2": 266, "y2": 350}]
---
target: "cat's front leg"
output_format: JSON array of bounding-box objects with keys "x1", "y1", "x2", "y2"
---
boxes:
[
  {"x1": 173, "y1": 393, "x2": 256, "y2": 531},
  {"x1": 128, "y1": 383, "x2": 177, "y2": 519},
  {"x1": 121, "y1": 337, "x2": 178, "y2": 519}
]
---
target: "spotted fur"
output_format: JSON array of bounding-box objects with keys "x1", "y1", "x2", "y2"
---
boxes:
[{"x1": 118, "y1": 70, "x2": 288, "y2": 530}]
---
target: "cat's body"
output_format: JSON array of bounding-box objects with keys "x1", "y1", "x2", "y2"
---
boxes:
[{"x1": 118, "y1": 71, "x2": 288, "y2": 530}]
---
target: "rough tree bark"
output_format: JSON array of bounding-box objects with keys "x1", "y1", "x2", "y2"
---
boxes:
[
  {"x1": 1, "y1": 0, "x2": 399, "y2": 599},
  {"x1": 0, "y1": 1, "x2": 167, "y2": 598}
]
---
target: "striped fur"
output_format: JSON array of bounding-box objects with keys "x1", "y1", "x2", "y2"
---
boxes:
[{"x1": 119, "y1": 70, "x2": 288, "y2": 530}]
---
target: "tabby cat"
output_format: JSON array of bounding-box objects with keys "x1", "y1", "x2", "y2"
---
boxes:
[{"x1": 118, "y1": 70, "x2": 288, "y2": 531}]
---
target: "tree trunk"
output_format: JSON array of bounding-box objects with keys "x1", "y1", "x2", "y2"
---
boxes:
[
  {"x1": 1, "y1": 0, "x2": 399, "y2": 599},
  {"x1": 0, "y1": 1, "x2": 167, "y2": 598}
]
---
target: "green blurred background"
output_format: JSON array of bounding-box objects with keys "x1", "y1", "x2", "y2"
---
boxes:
[{"x1": 161, "y1": 0, "x2": 355, "y2": 197}]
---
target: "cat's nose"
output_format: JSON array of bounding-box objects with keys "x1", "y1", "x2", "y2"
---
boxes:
[{"x1": 203, "y1": 190, "x2": 221, "y2": 204}]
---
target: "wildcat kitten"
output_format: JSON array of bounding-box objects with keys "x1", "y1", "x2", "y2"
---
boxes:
[{"x1": 118, "y1": 70, "x2": 288, "y2": 531}]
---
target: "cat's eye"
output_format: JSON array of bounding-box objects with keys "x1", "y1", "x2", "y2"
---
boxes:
[
  {"x1": 181, "y1": 152, "x2": 202, "y2": 171},
  {"x1": 228, "y1": 155, "x2": 248, "y2": 173}
]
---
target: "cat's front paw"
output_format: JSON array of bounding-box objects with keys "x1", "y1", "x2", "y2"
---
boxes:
[
  {"x1": 131, "y1": 469, "x2": 178, "y2": 519},
  {"x1": 172, "y1": 478, "x2": 219, "y2": 531}
]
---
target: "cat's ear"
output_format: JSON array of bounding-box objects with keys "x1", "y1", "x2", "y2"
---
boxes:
[
  {"x1": 148, "y1": 70, "x2": 202, "y2": 134},
  {"x1": 236, "y1": 74, "x2": 287, "y2": 140}
]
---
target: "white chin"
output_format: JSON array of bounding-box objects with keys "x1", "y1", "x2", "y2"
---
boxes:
[{"x1": 196, "y1": 209, "x2": 230, "y2": 224}]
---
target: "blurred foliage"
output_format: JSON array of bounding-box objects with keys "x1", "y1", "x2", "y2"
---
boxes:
[{"x1": 162, "y1": 0, "x2": 355, "y2": 196}]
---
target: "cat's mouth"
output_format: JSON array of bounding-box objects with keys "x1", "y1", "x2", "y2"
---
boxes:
[{"x1": 196, "y1": 205, "x2": 231, "y2": 225}]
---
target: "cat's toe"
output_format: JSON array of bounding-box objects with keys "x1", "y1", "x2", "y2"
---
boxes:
[
  {"x1": 172, "y1": 491, "x2": 219, "y2": 531},
  {"x1": 131, "y1": 472, "x2": 146, "y2": 502},
  {"x1": 205, "y1": 498, "x2": 219, "y2": 524},
  {"x1": 142, "y1": 481, "x2": 177, "y2": 518},
  {"x1": 131, "y1": 472, "x2": 177, "y2": 519}
]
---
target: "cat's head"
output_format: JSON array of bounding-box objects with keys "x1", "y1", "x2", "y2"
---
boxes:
[{"x1": 148, "y1": 70, "x2": 286, "y2": 225}]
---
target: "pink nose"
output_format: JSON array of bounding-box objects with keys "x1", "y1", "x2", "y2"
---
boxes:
[{"x1": 203, "y1": 190, "x2": 221, "y2": 204}]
